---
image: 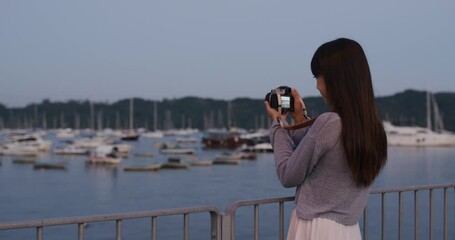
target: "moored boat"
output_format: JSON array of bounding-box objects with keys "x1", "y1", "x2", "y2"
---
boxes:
[
  {"x1": 160, "y1": 157, "x2": 189, "y2": 169},
  {"x1": 0, "y1": 144, "x2": 40, "y2": 157},
  {"x1": 159, "y1": 143, "x2": 196, "y2": 154},
  {"x1": 53, "y1": 145, "x2": 89, "y2": 155},
  {"x1": 201, "y1": 129, "x2": 244, "y2": 149},
  {"x1": 213, "y1": 152, "x2": 241, "y2": 165},
  {"x1": 86, "y1": 145, "x2": 122, "y2": 165},
  {"x1": 189, "y1": 159, "x2": 213, "y2": 166},
  {"x1": 384, "y1": 91, "x2": 455, "y2": 147},
  {"x1": 12, "y1": 158, "x2": 37, "y2": 164},
  {"x1": 124, "y1": 164, "x2": 161, "y2": 172},
  {"x1": 86, "y1": 156, "x2": 122, "y2": 165},
  {"x1": 33, "y1": 162, "x2": 66, "y2": 170},
  {"x1": 241, "y1": 143, "x2": 273, "y2": 153},
  {"x1": 384, "y1": 121, "x2": 455, "y2": 147}
]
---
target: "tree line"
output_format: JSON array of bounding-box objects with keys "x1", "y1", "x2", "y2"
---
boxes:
[{"x1": 0, "y1": 89, "x2": 454, "y2": 132}]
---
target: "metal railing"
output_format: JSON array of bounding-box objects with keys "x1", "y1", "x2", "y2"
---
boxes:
[
  {"x1": 365, "y1": 183, "x2": 454, "y2": 240},
  {"x1": 223, "y1": 183, "x2": 454, "y2": 240},
  {"x1": 222, "y1": 196, "x2": 294, "y2": 240},
  {"x1": 0, "y1": 206, "x2": 220, "y2": 240},
  {"x1": 0, "y1": 183, "x2": 453, "y2": 240}
]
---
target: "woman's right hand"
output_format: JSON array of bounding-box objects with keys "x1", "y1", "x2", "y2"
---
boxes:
[{"x1": 290, "y1": 88, "x2": 307, "y2": 124}]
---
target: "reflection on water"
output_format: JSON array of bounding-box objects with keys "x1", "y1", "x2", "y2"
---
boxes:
[{"x1": 85, "y1": 165, "x2": 119, "y2": 201}]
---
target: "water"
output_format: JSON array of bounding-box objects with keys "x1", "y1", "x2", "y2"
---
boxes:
[{"x1": 0, "y1": 134, "x2": 454, "y2": 239}]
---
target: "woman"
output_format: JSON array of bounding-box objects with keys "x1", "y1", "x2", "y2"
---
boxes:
[{"x1": 264, "y1": 38, "x2": 387, "y2": 240}]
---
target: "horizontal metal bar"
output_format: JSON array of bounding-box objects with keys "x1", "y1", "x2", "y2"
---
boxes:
[
  {"x1": 0, "y1": 206, "x2": 219, "y2": 230},
  {"x1": 371, "y1": 183, "x2": 454, "y2": 194},
  {"x1": 225, "y1": 196, "x2": 294, "y2": 215}
]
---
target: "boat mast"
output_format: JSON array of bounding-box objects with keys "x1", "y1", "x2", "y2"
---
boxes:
[
  {"x1": 129, "y1": 98, "x2": 134, "y2": 130},
  {"x1": 97, "y1": 110, "x2": 103, "y2": 131},
  {"x1": 116, "y1": 111, "x2": 120, "y2": 130},
  {"x1": 426, "y1": 91, "x2": 432, "y2": 130},
  {"x1": 90, "y1": 101, "x2": 95, "y2": 130},
  {"x1": 42, "y1": 112, "x2": 47, "y2": 129},
  {"x1": 431, "y1": 93, "x2": 444, "y2": 132},
  {"x1": 74, "y1": 113, "x2": 80, "y2": 129},
  {"x1": 227, "y1": 101, "x2": 232, "y2": 129},
  {"x1": 153, "y1": 101, "x2": 158, "y2": 131}
]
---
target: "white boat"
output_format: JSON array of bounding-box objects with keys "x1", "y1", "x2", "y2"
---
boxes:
[
  {"x1": 86, "y1": 156, "x2": 121, "y2": 165},
  {"x1": 111, "y1": 143, "x2": 132, "y2": 154},
  {"x1": 159, "y1": 143, "x2": 196, "y2": 154},
  {"x1": 241, "y1": 142, "x2": 273, "y2": 153},
  {"x1": 384, "y1": 91, "x2": 455, "y2": 147},
  {"x1": 164, "y1": 128, "x2": 200, "y2": 136},
  {"x1": 240, "y1": 129, "x2": 272, "y2": 152},
  {"x1": 212, "y1": 152, "x2": 241, "y2": 165},
  {"x1": 73, "y1": 137, "x2": 106, "y2": 149},
  {"x1": 189, "y1": 159, "x2": 213, "y2": 166},
  {"x1": 53, "y1": 145, "x2": 89, "y2": 155},
  {"x1": 0, "y1": 144, "x2": 40, "y2": 156},
  {"x1": 142, "y1": 131, "x2": 164, "y2": 138},
  {"x1": 86, "y1": 145, "x2": 122, "y2": 165},
  {"x1": 384, "y1": 122, "x2": 455, "y2": 147},
  {"x1": 3, "y1": 134, "x2": 52, "y2": 152},
  {"x1": 56, "y1": 128, "x2": 79, "y2": 138}
]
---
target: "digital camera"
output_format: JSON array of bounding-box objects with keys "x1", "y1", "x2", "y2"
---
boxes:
[{"x1": 265, "y1": 86, "x2": 294, "y2": 114}]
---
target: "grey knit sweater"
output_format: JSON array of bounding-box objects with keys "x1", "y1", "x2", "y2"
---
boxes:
[{"x1": 270, "y1": 112, "x2": 370, "y2": 226}]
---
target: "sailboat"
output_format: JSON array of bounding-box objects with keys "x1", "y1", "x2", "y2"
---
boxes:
[
  {"x1": 142, "y1": 101, "x2": 164, "y2": 138},
  {"x1": 120, "y1": 98, "x2": 140, "y2": 141},
  {"x1": 383, "y1": 91, "x2": 455, "y2": 147}
]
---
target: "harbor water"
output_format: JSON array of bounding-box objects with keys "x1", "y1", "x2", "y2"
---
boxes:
[{"x1": 0, "y1": 134, "x2": 454, "y2": 239}]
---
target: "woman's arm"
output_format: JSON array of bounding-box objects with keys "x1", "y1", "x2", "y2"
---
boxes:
[
  {"x1": 271, "y1": 113, "x2": 341, "y2": 188},
  {"x1": 271, "y1": 123, "x2": 319, "y2": 188}
]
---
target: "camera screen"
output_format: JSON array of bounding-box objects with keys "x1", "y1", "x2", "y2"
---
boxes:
[{"x1": 281, "y1": 96, "x2": 291, "y2": 109}]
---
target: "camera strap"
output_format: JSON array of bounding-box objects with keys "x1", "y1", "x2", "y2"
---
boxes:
[
  {"x1": 275, "y1": 91, "x2": 319, "y2": 131},
  {"x1": 283, "y1": 117, "x2": 317, "y2": 130}
]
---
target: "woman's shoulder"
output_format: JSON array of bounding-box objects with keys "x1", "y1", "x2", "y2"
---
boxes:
[
  {"x1": 311, "y1": 112, "x2": 342, "y2": 145},
  {"x1": 314, "y1": 111, "x2": 341, "y2": 125}
]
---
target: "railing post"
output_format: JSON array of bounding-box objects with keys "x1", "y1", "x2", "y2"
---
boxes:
[
  {"x1": 363, "y1": 207, "x2": 368, "y2": 240},
  {"x1": 443, "y1": 188, "x2": 448, "y2": 240},
  {"x1": 429, "y1": 189, "x2": 433, "y2": 240},
  {"x1": 151, "y1": 216, "x2": 157, "y2": 240},
  {"x1": 220, "y1": 214, "x2": 232, "y2": 240},
  {"x1": 183, "y1": 213, "x2": 189, "y2": 240},
  {"x1": 254, "y1": 204, "x2": 259, "y2": 240},
  {"x1": 78, "y1": 223, "x2": 85, "y2": 240},
  {"x1": 116, "y1": 219, "x2": 122, "y2": 240},
  {"x1": 279, "y1": 202, "x2": 284, "y2": 240},
  {"x1": 399, "y1": 191, "x2": 403, "y2": 240},
  {"x1": 36, "y1": 226, "x2": 43, "y2": 240},
  {"x1": 381, "y1": 193, "x2": 386, "y2": 240},
  {"x1": 415, "y1": 190, "x2": 419, "y2": 240}
]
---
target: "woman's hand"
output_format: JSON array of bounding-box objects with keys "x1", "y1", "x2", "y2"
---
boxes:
[
  {"x1": 264, "y1": 101, "x2": 287, "y2": 123},
  {"x1": 290, "y1": 88, "x2": 307, "y2": 124}
]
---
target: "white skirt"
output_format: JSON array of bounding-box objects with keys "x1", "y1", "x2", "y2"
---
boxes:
[{"x1": 287, "y1": 209, "x2": 362, "y2": 240}]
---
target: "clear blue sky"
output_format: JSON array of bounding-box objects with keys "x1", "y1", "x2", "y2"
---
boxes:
[{"x1": 1, "y1": 1, "x2": 454, "y2": 107}]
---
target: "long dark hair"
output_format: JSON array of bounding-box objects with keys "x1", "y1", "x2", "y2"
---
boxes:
[{"x1": 310, "y1": 38, "x2": 387, "y2": 187}]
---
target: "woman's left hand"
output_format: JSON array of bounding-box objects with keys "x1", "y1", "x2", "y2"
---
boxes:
[{"x1": 264, "y1": 101, "x2": 287, "y2": 123}]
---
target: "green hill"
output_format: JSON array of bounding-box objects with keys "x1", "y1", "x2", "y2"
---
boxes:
[{"x1": 0, "y1": 89, "x2": 454, "y2": 132}]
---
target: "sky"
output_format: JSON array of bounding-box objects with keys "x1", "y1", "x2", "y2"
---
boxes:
[{"x1": 1, "y1": 1, "x2": 454, "y2": 107}]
